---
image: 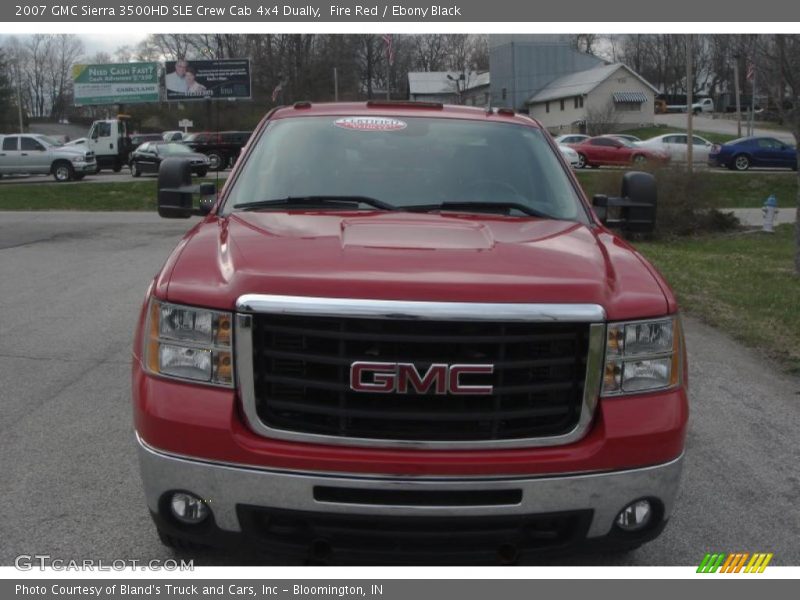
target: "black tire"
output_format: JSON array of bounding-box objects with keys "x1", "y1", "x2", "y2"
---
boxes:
[
  {"x1": 112, "y1": 159, "x2": 122, "y2": 173},
  {"x1": 156, "y1": 528, "x2": 204, "y2": 552},
  {"x1": 196, "y1": 168, "x2": 208, "y2": 177},
  {"x1": 207, "y1": 152, "x2": 225, "y2": 171},
  {"x1": 733, "y1": 154, "x2": 751, "y2": 171},
  {"x1": 131, "y1": 162, "x2": 141, "y2": 177},
  {"x1": 632, "y1": 154, "x2": 648, "y2": 167},
  {"x1": 577, "y1": 153, "x2": 588, "y2": 169},
  {"x1": 52, "y1": 161, "x2": 74, "y2": 182}
]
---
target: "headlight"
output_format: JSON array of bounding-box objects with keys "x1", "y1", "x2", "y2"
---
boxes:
[
  {"x1": 144, "y1": 299, "x2": 233, "y2": 387},
  {"x1": 602, "y1": 316, "x2": 682, "y2": 396},
  {"x1": 71, "y1": 156, "x2": 84, "y2": 164}
]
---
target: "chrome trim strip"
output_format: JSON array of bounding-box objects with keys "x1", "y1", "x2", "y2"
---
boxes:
[
  {"x1": 235, "y1": 296, "x2": 606, "y2": 450},
  {"x1": 236, "y1": 294, "x2": 607, "y2": 323},
  {"x1": 136, "y1": 435, "x2": 684, "y2": 538}
]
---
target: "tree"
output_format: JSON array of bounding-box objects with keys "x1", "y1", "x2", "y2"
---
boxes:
[
  {"x1": 0, "y1": 48, "x2": 16, "y2": 131},
  {"x1": 585, "y1": 101, "x2": 621, "y2": 136}
]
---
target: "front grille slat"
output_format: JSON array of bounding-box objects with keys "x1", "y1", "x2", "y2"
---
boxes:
[
  {"x1": 257, "y1": 322, "x2": 579, "y2": 344},
  {"x1": 260, "y1": 373, "x2": 577, "y2": 395},
  {"x1": 266, "y1": 398, "x2": 572, "y2": 421},
  {"x1": 251, "y1": 314, "x2": 590, "y2": 442}
]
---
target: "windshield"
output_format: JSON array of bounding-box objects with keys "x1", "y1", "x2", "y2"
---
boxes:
[
  {"x1": 158, "y1": 143, "x2": 193, "y2": 155},
  {"x1": 614, "y1": 138, "x2": 636, "y2": 147},
  {"x1": 37, "y1": 135, "x2": 63, "y2": 147},
  {"x1": 224, "y1": 115, "x2": 587, "y2": 222}
]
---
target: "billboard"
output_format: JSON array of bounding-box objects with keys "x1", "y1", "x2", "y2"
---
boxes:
[
  {"x1": 164, "y1": 59, "x2": 251, "y2": 101},
  {"x1": 72, "y1": 62, "x2": 159, "y2": 106}
]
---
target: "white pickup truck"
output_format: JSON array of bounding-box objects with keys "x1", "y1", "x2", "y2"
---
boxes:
[
  {"x1": 666, "y1": 98, "x2": 714, "y2": 114},
  {"x1": 0, "y1": 133, "x2": 96, "y2": 181}
]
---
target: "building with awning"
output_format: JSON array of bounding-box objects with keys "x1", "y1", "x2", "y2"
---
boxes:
[{"x1": 526, "y1": 63, "x2": 658, "y2": 133}]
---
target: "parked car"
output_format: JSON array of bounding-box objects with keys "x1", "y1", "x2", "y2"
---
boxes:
[
  {"x1": 131, "y1": 133, "x2": 164, "y2": 148},
  {"x1": 708, "y1": 136, "x2": 798, "y2": 171},
  {"x1": 558, "y1": 144, "x2": 580, "y2": 167},
  {"x1": 0, "y1": 133, "x2": 96, "y2": 181},
  {"x1": 637, "y1": 134, "x2": 714, "y2": 163},
  {"x1": 182, "y1": 130, "x2": 252, "y2": 170},
  {"x1": 134, "y1": 101, "x2": 687, "y2": 561},
  {"x1": 162, "y1": 130, "x2": 185, "y2": 142},
  {"x1": 554, "y1": 134, "x2": 590, "y2": 145},
  {"x1": 129, "y1": 141, "x2": 210, "y2": 177},
  {"x1": 569, "y1": 136, "x2": 670, "y2": 169}
]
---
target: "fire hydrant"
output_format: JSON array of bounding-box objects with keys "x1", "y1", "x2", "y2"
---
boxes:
[{"x1": 762, "y1": 195, "x2": 779, "y2": 233}]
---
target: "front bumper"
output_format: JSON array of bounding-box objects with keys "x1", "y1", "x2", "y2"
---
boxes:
[
  {"x1": 74, "y1": 161, "x2": 97, "y2": 173},
  {"x1": 138, "y1": 434, "x2": 683, "y2": 560}
]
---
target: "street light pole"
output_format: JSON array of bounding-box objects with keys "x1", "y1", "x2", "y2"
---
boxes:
[
  {"x1": 686, "y1": 35, "x2": 694, "y2": 172},
  {"x1": 733, "y1": 54, "x2": 742, "y2": 138},
  {"x1": 12, "y1": 57, "x2": 24, "y2": 132}
]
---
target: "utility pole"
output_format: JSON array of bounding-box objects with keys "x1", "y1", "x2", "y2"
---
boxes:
[
  {"x1": 333, "y1": 67, "x2": 339, "y2": 102},
  {"x1": 13, "y1": 57, "x2": 24, "y2": 132},
  {"x1": 749, "y1": 63, "x2": 756, "y2": 137},
  {"x1": 733, "y1": 54, "x2": 742, "y2": 138},
  {"x1": 686, "y1": 35, "x2": 694, "y2": 172}
]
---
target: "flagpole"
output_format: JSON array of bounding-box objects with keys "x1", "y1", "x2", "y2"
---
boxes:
[{"x1": 749, "y1": 67, "x2": 756, "y2": 137}]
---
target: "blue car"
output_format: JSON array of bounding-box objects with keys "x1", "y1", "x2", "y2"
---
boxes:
[{"x1": 709, "y1": 136, "x2": 797, "y2": 171}]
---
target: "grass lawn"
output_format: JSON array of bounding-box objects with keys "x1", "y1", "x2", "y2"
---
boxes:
[
  {"x1": 619, "y1": 125, "x2": 738, "y2": 145},
  {"x1": 636, "y1": 224, "x2": 800, "y2": 373},
  {"x1": 0, "y1": 177, "x2": 224, "y2": 211},
  {"x1": 575, "y1": 170, "x2": 798, "y2": 209},
  {"x1": 0, "y1": 180, "x2": 160, "y2": 211}
]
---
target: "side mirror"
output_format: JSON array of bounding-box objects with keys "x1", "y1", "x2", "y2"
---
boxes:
[
  {"x1": 157, "y1": 157, "x2": 217, "y2": 218},
  {"x1": 592, "y1": 171, "x2": 657, "y2": 234}
]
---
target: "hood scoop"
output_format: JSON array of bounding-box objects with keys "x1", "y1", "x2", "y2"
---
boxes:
[{"x1": 341, "y1": 216, "x2": 495, "y2": 250}]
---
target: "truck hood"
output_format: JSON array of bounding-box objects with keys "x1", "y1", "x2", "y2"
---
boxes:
[
  {"x1": 53, "y1": 145, "x2": 93, "y2": 158},
  {"x1": 162, "y1": 211, "x2": 670, "y2": 321}
]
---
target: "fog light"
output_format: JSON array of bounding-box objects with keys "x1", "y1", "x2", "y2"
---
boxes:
[
  {"x1": 616, "y1": 500, "x2": 652, "y2": 532},
  {"x1": 170, "y1": 492, "x2": 209, "y2": 524}
]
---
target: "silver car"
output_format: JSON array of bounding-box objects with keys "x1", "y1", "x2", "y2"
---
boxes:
[{"x1": 0, "y1": 134, "x2": 96, "y2": 181}]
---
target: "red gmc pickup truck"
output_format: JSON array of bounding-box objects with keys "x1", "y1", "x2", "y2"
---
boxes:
[{"x1": 132, "y1": 101, "x2": 688, "y2": 564}]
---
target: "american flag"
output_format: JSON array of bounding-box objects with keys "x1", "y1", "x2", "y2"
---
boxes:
[
  {"x1": 746, "y1": 61, "x2": 755, "y2": 82},
  {"x1": 382, "y1": 34, "x2": 395, "y2": 67},
  {"x1": 271, "y1": 81, "x2": 283, "y2": 103}
]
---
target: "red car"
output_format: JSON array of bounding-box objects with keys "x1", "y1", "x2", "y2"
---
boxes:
[
  {"x1": 570, "y1": 136, "x2": 670, "y2": 169},
  {"x1": 134, "y1": 102, "x2": 687, "y2": 563}
]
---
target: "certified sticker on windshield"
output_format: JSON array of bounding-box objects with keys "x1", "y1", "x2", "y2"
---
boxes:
[{"x1": 334, "y1": 117, "x2": 407, "y2": 132}]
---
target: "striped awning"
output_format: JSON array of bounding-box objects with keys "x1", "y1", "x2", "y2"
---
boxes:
[{"x1": 613, "y1": 92, "x2": 648, "y2": 103}]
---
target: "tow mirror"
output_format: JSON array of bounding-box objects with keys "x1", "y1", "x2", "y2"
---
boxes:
[
  {"x1": 592, "y1": 171, "x2": 657, "y2": 234},
  {"x1": 157, "y1": 157, "x2": 217, "y2": 218}
]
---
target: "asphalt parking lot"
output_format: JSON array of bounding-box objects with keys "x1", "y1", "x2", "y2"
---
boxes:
[{"x1": 1, "y1": 211, "x2": 798, "y2": 566}]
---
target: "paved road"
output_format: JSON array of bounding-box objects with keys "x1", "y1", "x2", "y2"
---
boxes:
[
  {"x1": 1, "y1": 212, "x2": 798, "y2": 567},
  {"x1": 655, "y1": 113, "x2": 796, "y2": 144},
  {"x1": 726, "y1": 207, "x2": 797, "y2": 227}
]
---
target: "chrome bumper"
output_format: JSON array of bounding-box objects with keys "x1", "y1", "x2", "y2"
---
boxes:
[{"x1": 136, "y1": 434, "x2": 683, "y2": 539}]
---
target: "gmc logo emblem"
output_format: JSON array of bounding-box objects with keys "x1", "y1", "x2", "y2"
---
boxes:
[{"x1": 350, "y1": 362, "x2": 494, "y2": 395}]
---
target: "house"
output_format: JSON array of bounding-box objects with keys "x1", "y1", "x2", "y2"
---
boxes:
[
  {"x1": 489, "y1": 35, "x2": 657, "y2": 133},
  {"x1": 527, "y1": 63, "x2": 658, "y2": 133},
  {"x1": 408, "y1": 71, "x2": 491, "y2": 106}
]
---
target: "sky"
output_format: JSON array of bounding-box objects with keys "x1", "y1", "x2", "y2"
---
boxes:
[
  {"x1": 81, "y1": 34, "x2": 147, "y2": 57},
  {"x1": 0, "y1": 34, "x2": 147, "y2": 58}
]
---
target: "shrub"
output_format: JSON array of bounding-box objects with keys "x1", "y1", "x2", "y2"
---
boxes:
[{"x1": 578, "y1": 166, "x2": 740, "y2": 237}]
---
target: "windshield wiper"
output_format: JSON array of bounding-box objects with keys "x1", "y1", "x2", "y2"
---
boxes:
[
  {"x1": 235, "y1": 195, "x2": 398, "y2": 212},
  {"x1": 404, "y1": 201, "x2": 553, "y2": 219}
]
